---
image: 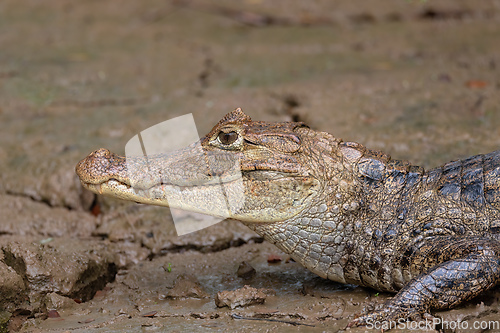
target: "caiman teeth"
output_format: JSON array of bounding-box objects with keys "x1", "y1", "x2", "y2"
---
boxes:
[{"x1": 91, "y1": 175, "x2": 240, "y2": 194}]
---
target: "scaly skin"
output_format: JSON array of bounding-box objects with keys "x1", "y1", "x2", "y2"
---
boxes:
[{"x1": 76, "y1": 108, "x2": 500, "y2": 327}]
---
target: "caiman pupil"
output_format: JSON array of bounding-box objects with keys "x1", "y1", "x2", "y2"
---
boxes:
[{"x1": 218, "y1": 131, "x2": 238, "y2": 145}]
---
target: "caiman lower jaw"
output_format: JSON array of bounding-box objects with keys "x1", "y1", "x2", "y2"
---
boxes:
[
  {"x1": 80, "y1": 179, "x2": 150, "y2": 204},
  {"x1": 83, "y1": 179, "x2": 186, "y2": 208},
  {"x1": 81, "y1": 171, "x2": 250, "y2": 210}
]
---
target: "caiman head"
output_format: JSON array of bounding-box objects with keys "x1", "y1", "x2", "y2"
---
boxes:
[{"x1": 75, "y1": 108, "x2": 324, "y2": 223}]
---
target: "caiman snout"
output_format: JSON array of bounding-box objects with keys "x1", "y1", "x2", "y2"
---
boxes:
[{"x1": 75, "y1": 148, "x2": 128, "y2": 185}]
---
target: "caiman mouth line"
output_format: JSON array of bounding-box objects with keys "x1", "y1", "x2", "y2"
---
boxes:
[
  {"x1": 86, "y1": 170, "x2": 295, "y2": 191},
  {"x1": 82, "y1": 170, "x2": 295, "y2": 196},
  {"x1": 83, "y1": 176, "x2": 240, "y2": 195}
]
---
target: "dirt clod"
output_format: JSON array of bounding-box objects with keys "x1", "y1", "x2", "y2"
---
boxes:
[{"x1": 215, "y1": 285, "x2": 267, "y2": 309}]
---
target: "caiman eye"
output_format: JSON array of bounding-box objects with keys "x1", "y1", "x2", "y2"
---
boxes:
[{"x1": 218, "y1": 131, "x2": 238, "y2": 145}]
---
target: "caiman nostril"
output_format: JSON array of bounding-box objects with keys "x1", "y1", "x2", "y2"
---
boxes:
[
  {"x1": 75, "y1": 148, "x2": 125, "y2": 184},
  {"x1": 92, "y1": 148, "x2": 112, "y2": 158}
]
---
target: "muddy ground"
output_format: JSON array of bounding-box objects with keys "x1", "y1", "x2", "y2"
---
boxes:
[{"x1": 1, "y1": 0, "x2": 500, "y2": 332}]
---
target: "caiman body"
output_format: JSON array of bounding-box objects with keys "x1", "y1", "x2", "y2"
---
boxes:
[{"x1": 76, "y1": 108, "x2": 500, "y2": 326}]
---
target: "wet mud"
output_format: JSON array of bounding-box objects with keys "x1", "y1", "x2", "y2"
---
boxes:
[{"x1": 1, "y1": 0, "x2": 500, "y2": 332}]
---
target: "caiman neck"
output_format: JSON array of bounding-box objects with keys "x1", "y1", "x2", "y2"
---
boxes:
[{"x1": 244, "y1": 139, "x2": 426, "y2": 289}]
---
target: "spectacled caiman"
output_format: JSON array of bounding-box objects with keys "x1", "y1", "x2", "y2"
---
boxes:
[{"x1": 75, "y1": 108, "x2": 500, "y2": 327}]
